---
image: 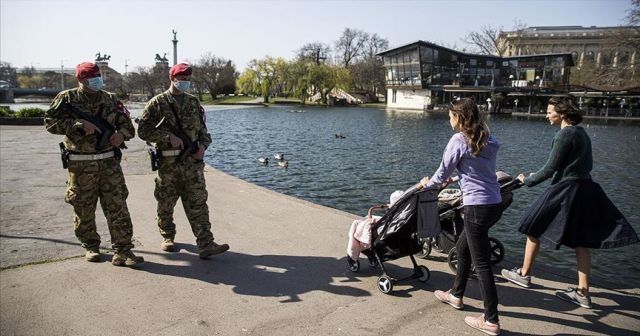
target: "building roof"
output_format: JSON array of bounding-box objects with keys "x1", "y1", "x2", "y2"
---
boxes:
[{"x1": 376, "y1": 40, "x2": 574, "y2": 65}]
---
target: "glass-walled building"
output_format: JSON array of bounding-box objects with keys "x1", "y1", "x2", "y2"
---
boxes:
[{"x1": 378, "y1": 40, "x2": 574, "y2": 110}]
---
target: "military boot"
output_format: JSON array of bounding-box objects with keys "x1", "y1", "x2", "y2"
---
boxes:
[
  {"x1": 112, "y1": 250, "x2": 144, "y2": 267},
  {"x1": 199, "y1": 241, "x2": 229, "y2": 259},
  {"x1": 85, "y1": 248, "x2": 101, "y2": 262},
  {"x1": 160, "y1": 238, "x2": 176, "y2": 252}
]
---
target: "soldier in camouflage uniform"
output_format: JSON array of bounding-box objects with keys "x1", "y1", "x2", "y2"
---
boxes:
[
  {"x1": 45, "y1": 62, "x2": 144, "y2": 267},
  {"x1": 138, "y1": 63, "x2": 229, "y2": 259}
]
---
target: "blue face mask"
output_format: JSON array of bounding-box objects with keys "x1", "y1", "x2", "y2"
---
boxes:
[
  {"x1": 87, "y1": 76, "x2": 104, "y2": 91},
  {"x1": 175, "y1": 80, "x2": 191, "y2": 92}
]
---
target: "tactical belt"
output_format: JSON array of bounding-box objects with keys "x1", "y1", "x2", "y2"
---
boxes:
[
  {"x1": 161, "y1": 149, "x2": 181, "y2": 157},
  {"x1": 69, "y1": 151, "x2": 115, "y2": 161}
]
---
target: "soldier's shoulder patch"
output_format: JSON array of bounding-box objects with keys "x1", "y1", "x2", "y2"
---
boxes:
[{"x1": 116, "y1": 100, "x2": 131, "y2": 117}]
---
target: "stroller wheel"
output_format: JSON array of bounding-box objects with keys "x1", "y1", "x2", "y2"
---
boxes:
[
  {"x1": 417, "y1": 265, "x2": 431, "y2": 282},
  {"x1": 447, "y1": 247, "x2": 477, "y2": 277},
  {"x1": 347, "y1": 257, "x2": 360, "y2": 272},
  {"x1": 415, "y1": 238, "x2": 432, "y2": 259},
  {"x1": 447, "y1": 248, "x2": 459, "y2": 273},
  {"x1": 377, "y1": 275, "x2": 394, "y2": 294},
  {"x1": 489, "y1": 237, "x2": 505, "y2": 265}
]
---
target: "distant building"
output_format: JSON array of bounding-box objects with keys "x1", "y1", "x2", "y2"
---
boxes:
[
  {"x1": 498, "y1": 26, "x2": 637, "y2": 68},
  {"x1": 377, "y1": 40, "x2": 574, "y2": 111},
  {"x1": 16, "y1": 63, "x2": 122, "y2": 91},
  {"x1": 497, "y1": 26, "x2": 639, "y2": 88}
]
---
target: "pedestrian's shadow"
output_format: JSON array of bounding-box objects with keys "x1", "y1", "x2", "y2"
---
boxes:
[{"x1": 140, "y1": 248, "x2": 372, "y2": 303}]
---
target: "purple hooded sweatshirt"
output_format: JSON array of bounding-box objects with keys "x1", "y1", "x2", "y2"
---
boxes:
[{"x1": 426, "y1": 132, "x2": 501, "y2": 206}]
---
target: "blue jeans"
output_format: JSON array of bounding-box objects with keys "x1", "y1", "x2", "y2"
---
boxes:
[{"x1": 451, "y1": 203, "x2": 503, "y2": 323}]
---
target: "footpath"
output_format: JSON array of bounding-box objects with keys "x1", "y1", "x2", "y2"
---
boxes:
[{"x1": 0, "y1": 125, "x2": 638, "y2": 336}]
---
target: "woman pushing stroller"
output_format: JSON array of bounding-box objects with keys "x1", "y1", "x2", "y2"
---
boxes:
[
  {"x1": 420, "y1": 98, "x2": 503, "y2": 335},
  {"x1": 501, "y1": 96, "x2": 639, "y2": 309}
]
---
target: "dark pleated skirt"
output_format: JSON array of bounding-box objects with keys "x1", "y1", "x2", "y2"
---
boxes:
[{"x1": 518, "y1": 179, "x2": 639, "y2": 249}]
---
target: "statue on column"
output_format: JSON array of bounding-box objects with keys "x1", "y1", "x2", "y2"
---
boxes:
[{"x1": 95, "y1": 52, "x2": 111, "y2": 63}]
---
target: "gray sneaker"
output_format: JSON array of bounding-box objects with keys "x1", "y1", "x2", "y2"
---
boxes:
[
  {"x1": 556, "y1": 287, "x2": 592, "y2": 308},
  {"x1": 501, "y1": 267, "x2": 531, "y2": 288}
]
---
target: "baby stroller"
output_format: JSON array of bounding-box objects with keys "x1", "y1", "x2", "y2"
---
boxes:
[
  {"x1": 415, "y1": 171, "x2": 522, "y2": 273},
  {"x1": 347, "y1": 184, "x2": 441, "y2": 294}
]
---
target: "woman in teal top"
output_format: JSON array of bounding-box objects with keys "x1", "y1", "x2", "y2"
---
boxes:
[{"x1": 501, "y1": 96, "x2": 638, "y2": 309}]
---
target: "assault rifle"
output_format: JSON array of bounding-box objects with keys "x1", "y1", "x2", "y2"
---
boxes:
[
  {"x1": 173, "y1": 129, "x2": 200, "y2": 162},
  {"x1": 157, "y1": 110, "x2": 201, "y2": 162},
  {"x1": 58, "y1": 101, "x2": 127, "y2": 152}
]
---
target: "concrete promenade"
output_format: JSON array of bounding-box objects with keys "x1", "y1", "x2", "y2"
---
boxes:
[{"x1": 1, "y1": 125, "x2": 639, "y2": 336}]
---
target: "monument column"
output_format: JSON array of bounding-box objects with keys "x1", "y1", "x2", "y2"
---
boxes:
[{"x1": 172, "y1": 30, "x2": 178, "y2": 66}]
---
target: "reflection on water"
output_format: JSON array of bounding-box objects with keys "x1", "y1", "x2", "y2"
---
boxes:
[{"x1": 205, "y1": 105, "x2": 640, "y2": 289}]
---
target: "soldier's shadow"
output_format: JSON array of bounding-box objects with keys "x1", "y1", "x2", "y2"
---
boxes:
[{"x1": 139, "y1": 246, "x2": 372, "y2": 303}]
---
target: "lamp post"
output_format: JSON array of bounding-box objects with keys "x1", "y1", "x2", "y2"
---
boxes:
[
  {"x1": 456, "y1": 73, "x2": 460, "y2": 86},
  {"x1": 475, "y1": 75, "x2": 479, "y2": 87},
  {"x1": 509, "y1": 74, "x2": 514, "y2": 87},
  {"x1": 514, "y1": 98, "x2": 519, "y2": 112},
  {"x1": 620, "y1": 98, "x2": 627, "y2": 116},
  {"x1": 486, "y1": 97, "x2": 492, "y2": 113}
]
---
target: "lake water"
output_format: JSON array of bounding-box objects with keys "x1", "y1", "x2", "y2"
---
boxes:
[{"x1": 8, "y1": 102, "x2": 640, "y2": 288}]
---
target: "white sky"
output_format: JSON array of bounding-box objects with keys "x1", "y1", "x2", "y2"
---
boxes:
[{"x1": 0, "y1": 0, "x2": 632, "y2": 74}]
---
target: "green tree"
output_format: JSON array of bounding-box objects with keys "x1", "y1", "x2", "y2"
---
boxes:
[
  {"x1": 285, "y1": 59, "x2": 313, "y2": 103},
  {"x1": 309, "y1": 64, "x2": 351, "y2": 104},
  {"x1": 236, "y1": 56, "x2": 286, "y2": 103}
]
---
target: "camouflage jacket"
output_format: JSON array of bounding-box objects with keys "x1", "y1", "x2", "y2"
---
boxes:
[
  {"x1": 44, "y1": 88, "x2": 134, "y2": 153},
  {"x1": 137, "y1": 90, "x2": 211, "y2": 151}
]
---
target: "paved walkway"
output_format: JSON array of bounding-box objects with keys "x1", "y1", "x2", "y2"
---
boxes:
[{"x1": 1, "y1": 125, "x2": 638, "y2": 336}]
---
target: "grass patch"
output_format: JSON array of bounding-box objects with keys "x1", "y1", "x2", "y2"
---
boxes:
[{"x1": 200, "y1": 95, "x2": 255, "y2": 104}]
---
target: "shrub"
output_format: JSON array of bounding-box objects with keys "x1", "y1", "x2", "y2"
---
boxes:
[
  {"x1": 0, "y1": 106, "x2": 13, "y2": 117},
  {"x1": 15, "y1": 107, "x2": 46, "y2": 118}
]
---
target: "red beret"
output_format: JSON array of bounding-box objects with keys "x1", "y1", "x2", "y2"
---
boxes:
[
  {"x1": 75, "y1": 62, "x2": 101, "y2": 79},
  {"x1": 169, "y1": 63, "x2": 192, "y2": 77}
]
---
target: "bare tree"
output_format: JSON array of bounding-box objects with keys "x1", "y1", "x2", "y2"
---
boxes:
[
  {"x1": 193, "y1": 52, "x2": 237, "y2": 100},
  {"x1": 335, "y1": 28, "x2": 369, "y2": 67},
  {"x1": 364, "y1": 33, "x2": 389, "y2": 59},
  {"x1": 297, "y1": 42, "x2": 331, "y2": 65},
  {"x1": 351, "y1": 33, "x2": 389, "y2": 98},
  {"x1": 0, "y1": 62, "x2": 17, "y2": 87},
  {"x1": 464, "y1": 20, "x2": 527, "y2": 56}
]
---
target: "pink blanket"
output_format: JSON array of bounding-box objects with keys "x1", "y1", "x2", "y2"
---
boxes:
[{"x1": 346, "y1": 216, "x2": 380, "y2": 260}]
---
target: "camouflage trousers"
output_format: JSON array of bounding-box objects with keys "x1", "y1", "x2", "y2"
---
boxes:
[
  {"x1": 65, "y1": 157, "x2": 134, "y2": 252},
  {"x1": 154, "y1": 158, "x2": 213, "y2": 249}
]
